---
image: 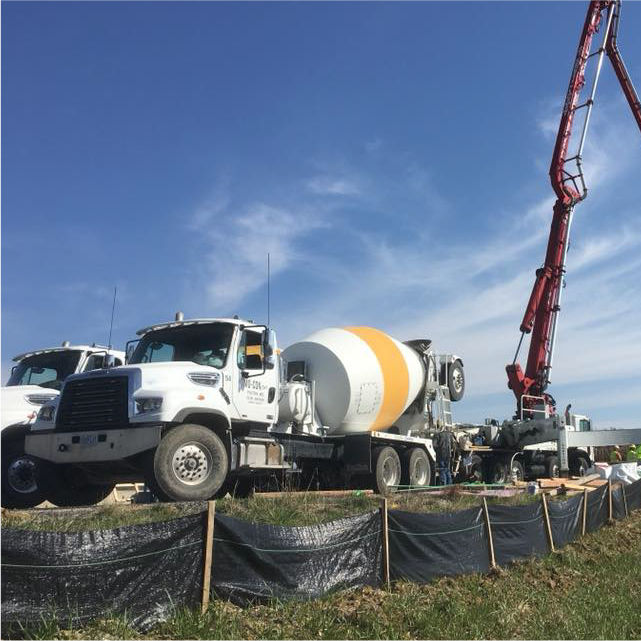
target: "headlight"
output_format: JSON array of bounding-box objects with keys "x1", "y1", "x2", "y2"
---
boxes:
[
  {"x1": 187, "y1": 372, "x2": 221, "y2": 387},
  {"x1": 135, "y1": 397, "x2": 163, "y2": 414},
  {"x1": 25, "y1": 394, "x2": 57, "y2": 406},
  {"x1": 38, "y1": 405, "x2": 56, "y2": 421}
]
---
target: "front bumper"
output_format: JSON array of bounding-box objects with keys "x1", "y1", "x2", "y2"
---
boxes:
[{"x1": 25, "y1": 426, "x2": 162, "y2": 463}]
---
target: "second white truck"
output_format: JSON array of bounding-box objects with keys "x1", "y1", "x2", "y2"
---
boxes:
[{"x1": 2, "y1": 343, "x2": 125, "y2": 508}]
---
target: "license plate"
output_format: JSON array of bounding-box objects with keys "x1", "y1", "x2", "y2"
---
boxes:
[{"x1": 79, "y1": 435, "x2": 98, "y2": 446}]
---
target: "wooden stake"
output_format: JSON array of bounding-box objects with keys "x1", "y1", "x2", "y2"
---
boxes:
[
  {"x1": 381, "y1": 498, "x2": 390, "y2": 589},
  {"x1": 482, "y1": 497, "x2": 496, "y2": 569},
  {"x1": 201, "y1": 500, "x2": 216, "y2": 614},
  {"x1": 582, "y1": 488, "x2": 588, "y2": 536},
  {"x1": 541, "y1": 492, "x2": 555, "y2": 552},
  {"x1": 608, "y1": 479, "x2": 613, "y2": 522},
  {"x1": 622, "y1": 485, "x2": 629, "y2": 518}
]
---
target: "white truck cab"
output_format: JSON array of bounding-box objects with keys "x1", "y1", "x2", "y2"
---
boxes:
[
  {"x1": 1, "y1": 343, "x2": 124, "y2": 508},
  {"x1": 27, "y1": 317, "x2": 282, "y2": 503}
]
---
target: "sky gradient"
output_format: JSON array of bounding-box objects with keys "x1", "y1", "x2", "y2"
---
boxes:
[{"x1": 2, "y1": 1, "x2": 640, "y2": 427}]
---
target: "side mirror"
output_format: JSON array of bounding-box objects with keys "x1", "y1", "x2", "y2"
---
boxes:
[
  {"x1": 125, "y1": 339, "x2": 140, "y2": 364},
  {"x1": 104, "y1": 354, "x2": 116, "y2": 369},
  {"x1": 262, "y1": 329, "x2": 276, "y2": 357}
]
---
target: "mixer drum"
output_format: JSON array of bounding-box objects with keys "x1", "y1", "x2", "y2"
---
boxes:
[{"x1": 281, "y1": 326, "x2": 425, "y2": 435}]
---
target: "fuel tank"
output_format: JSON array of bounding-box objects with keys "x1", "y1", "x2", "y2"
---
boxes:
[{"x1": 281, "y1": 326, "x2": 425, "y2": 435}]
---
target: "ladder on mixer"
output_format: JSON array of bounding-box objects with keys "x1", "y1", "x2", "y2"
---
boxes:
[{"x1": 439, "y1": 385, "x2": 453, "y2": 429}]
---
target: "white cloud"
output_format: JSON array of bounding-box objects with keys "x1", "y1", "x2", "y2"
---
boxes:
[
  {"x1": 305, "y1": 175, "x2": 361, "y2": 196},
  {"x1": 194, "y1": 202, "x2": 326, "y2": 313}
]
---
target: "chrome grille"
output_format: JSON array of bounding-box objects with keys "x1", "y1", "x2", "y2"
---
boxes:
[{"x1": 56, "y1": 376, "x2": 129, "y2": 432}]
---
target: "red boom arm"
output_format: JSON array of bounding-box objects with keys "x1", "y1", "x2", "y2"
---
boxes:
[{"x1": 506, "y1": 0, "x2": 641, "y2": 417}]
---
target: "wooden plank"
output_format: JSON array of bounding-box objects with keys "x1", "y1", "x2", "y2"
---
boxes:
[
  {"x1": 556, "y1": 482, "x2": 598, "y2": 492},
  {"x1": 541, "y1": 492, "x2": 555, "y2": 553},
  {"x1": 582, "y1": 488, "x2": 588, "y2": 536},
  {"x1": 201, "y1": 500, "x2": 216, "y2": 614},
  {"x1": 381, "y1": 498, "x2": 390, "y2": 589},
  {"x1": 482, "y1": 497, "x2": 496, "y2": 569},
  {"x1": 575, "y1": 473, "x2": 602, "y2": 486},
  {"x1": 608, "y1": 479, "x2": 613, "y2": 522}
]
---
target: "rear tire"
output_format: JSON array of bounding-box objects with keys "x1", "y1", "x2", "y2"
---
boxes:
[
  {"x1": 489, "y1": 459, "x2": 509, "y2": 484},
  {"x1": 151, "y1": 424, "x2": 228, "y2": 502},
  {"x1": 372, "y1": 446, "x2": 401, "y2": 495},
  {"x1": 401, "y1": 448, "x2": 431, "y2": 488},
  {"x1": 546, "y1": 455, "x2": 560, "y2": 478},
  {"x1": 511, "y1": 459, "x2": 525, "y2": 482},
  {"x1": 44, "y1": 464, "x2": 115, "y2": 507},
  {"x1": 570, "y1": 453, "x2": 591, "y2": 477},
  {"x1": 1, "y1": 437, "x2": 48, "y2": 509}
]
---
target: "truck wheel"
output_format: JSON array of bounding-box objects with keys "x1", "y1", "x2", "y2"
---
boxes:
[
  {"x1": 511, "y1": 459, "x2": 525, "y2": 482},
  {"x1": 401, "y1": 448, "x2": 431, "y2": 487},
  {"x1": 570, "y1": 453, "x2": 591, "y2": 477},
  {"x1": 546, "y1": 455, "x2": 560, "y2": 478},
  {"x1": 467, "y1": 454, "x2": 483, "y2": 482},
  {"x1": 372, "y1": 446, "x2": 401, "y2": 495},
  {"x1": 443, "y1": 360, "x2": 465, "y2": 402},
  {"x1": 44, "y1": 464, "x2": 115, "y2": 507},
  {"x1": 151, "y1": 424, "x2": 228, "y2": 502},
  {"x1": 1, "y1": 438, "x2": 48, "y2": 509},
  {"x1": 489, "y1": 459, "x2": 508, "y2": 484}
]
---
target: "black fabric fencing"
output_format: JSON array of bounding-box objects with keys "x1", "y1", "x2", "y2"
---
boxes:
[
  {"x1": 612, "y1": 485, "x2": 626, "y2": 520},
  {"x1": 625, "y1": 478, "x2": 641, "y2": 511},
  {"x1": 2, "y1": 478, "x2": 640, "y2": 634},
  {"x1": 547, "y1": 493, "x2": 582, "y2": 549},
  {"x1": 585, "y1": 484, "x2": 609, "y2": 533},
  {"x1": 388, "y1": 507, "x2": 490, "y2": 582},
  {"x1": 1, "y1": 513, "x2": 205, "y2": 633},
  {"x1": 211, "y1": 510, "x2": 382, "y2": 603},
  {"x1": 488, "y1": 502, "x2": 549, "y2": 566}
]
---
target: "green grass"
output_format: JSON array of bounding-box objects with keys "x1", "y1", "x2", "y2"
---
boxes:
[
  {"x1": 0, "y1": 502, "x2": 204, "y2": 532},
  {"x1": 13, "y1": 509, "x2": 641, "y2": 640}
]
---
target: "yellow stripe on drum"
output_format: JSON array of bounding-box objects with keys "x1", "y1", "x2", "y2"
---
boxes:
[{"x1": 344, "y1": 326, "x2": 410, "y2": 431}]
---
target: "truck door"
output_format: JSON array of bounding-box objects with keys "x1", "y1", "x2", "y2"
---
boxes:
[{"x1": 232, "y1": 328, "x2": 279, "y2": 425}]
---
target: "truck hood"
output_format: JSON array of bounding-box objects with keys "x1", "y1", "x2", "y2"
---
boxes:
[
  {"x1": 1, "y1": 385, "x2": 59, "y2": 430},
  {"x1": 64, "y1": 361, "x2": 223, "y2": 390}
]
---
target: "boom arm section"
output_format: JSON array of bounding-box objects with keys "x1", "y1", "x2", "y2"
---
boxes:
[{"x1": 506, "y1": 0, "x2": 641, "y2": 416}]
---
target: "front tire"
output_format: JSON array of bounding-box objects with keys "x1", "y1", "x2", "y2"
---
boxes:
[
  {"x1": 546, "y1": 455, "x2": 560, "y2": 479},
  {"x1": 151, "y1": 424, "x2": 228, "y2": 502},
  {"x1": 1, "y1": 438, "x2": 48, "y2": 509}
]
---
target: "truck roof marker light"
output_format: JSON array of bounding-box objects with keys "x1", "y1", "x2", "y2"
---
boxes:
[{"x1": 197, "y1": 394, "x2": 205, "y2": 400}]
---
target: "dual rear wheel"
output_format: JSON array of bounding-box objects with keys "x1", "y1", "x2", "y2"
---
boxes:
[{"x1": 371, "y1": 446, "x2": 432, "y2": 495}]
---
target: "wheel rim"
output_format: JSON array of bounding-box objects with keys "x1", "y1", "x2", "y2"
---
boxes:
[
  {"x1": 493, "y1": 464, "x2": 506, "y2": 484},
  {"x1": 172, "y1": 441, "x2": 213, "y2": 486},
  {"x1": 381, "y1": 456, "x2": 399, "y2": 488},
  {"x1": 551, "y1": 464, "x2": 560, "y2": 478},
  {"x1": 452, "y1": 369, "x2": 464, "y2": 393},
  {"x1": 7, "y1": 457, "x2": 38, "y2": 494},
  {"x1": 412, "y1": 457, "x2": 429, "y2": 486},
  {"x1": 511, "y1": 464, "x2": 524, "y2": 482}
]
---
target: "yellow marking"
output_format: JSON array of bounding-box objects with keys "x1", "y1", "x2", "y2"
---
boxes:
[
  {"x1": 246, "y1": 345, "x2": 262, "y2": 356},
  {"x1": 344, "y1": 327, "x2": 409, "y2": 430}
]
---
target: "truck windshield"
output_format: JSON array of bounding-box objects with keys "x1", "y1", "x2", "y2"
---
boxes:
[
  {"x1": 129, "y1": 323, "x2": 235, "y2": 368},
  {"x1": 7, "y1": 351, "x2": 82, "y2": 390}
]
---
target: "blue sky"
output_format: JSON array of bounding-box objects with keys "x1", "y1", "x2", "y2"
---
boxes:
[{"x1": 3, "y1": 1, "x2": 640, "y2": 427}]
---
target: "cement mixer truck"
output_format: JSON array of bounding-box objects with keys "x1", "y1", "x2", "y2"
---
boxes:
[{"x1": 25, "y1": 315, "x2": 465, "y2": 501}]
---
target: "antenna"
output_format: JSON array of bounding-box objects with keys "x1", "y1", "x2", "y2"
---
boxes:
[
  {"x1": 107, "y1": 286, "x2": 117, "y2": 354},
  {"x1": 267, "y1": 252, "x2": 271, "y2": 327}
]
